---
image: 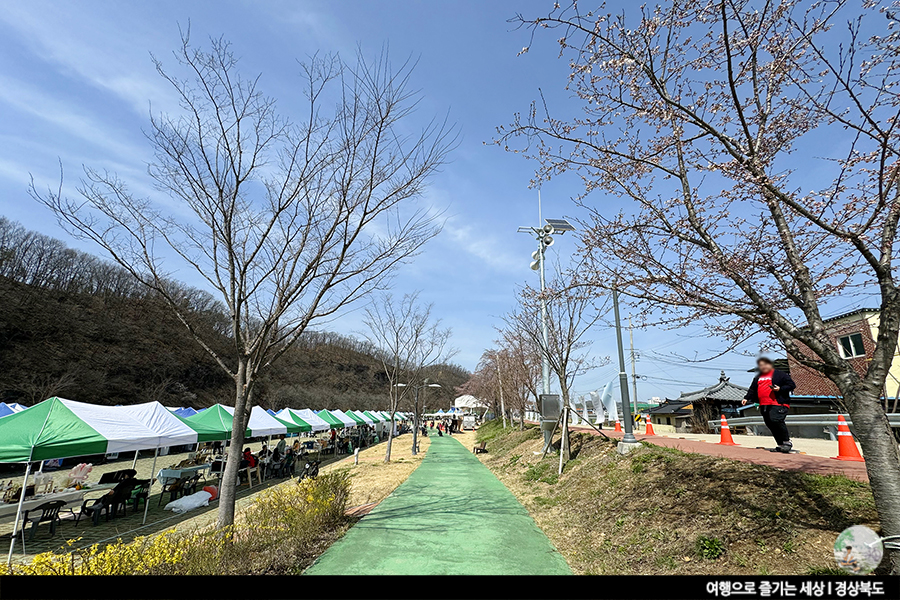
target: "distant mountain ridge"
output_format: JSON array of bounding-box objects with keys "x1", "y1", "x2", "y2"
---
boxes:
[{"x1": 0, "y1": 217, "x2": 468, "y2": 411}]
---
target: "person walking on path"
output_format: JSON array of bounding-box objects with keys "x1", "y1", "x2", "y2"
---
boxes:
[{"x1": 742, "y1": 357, "x2": 797, "y2": 453}]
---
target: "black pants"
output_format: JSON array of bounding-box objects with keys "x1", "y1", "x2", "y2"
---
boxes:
[{"x1": 761, "y1": 405, "x2": 791, "y2": 446}]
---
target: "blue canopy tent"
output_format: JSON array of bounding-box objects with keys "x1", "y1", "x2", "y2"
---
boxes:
[{"x1": 0, "y1": 404, "x2": 15, "y2": 419}]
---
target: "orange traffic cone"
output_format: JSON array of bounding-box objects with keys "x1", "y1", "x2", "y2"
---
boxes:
[
  {"x1": 614, "y1": 419, "x2": 622, "y2": 432},
  {"x1": 644, "y1": 415, "x2": 656, "y2": 436},
  {"x1": 832, "y1": 415, "x2": 864, "y2": 462},
  {"x1": 717, "y1": 415, "x2": 738, "y2": 446}
]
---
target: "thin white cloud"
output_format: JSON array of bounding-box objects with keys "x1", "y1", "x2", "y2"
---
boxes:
[
  {"x1": 0, "y1": 74, "x2": 144, "y2": 160},
  {"x1": 0, "y1": 3, "x2": 178, "y2": 116},
  {"x1": 442, "y1": 216, "x2": 521, "y2": 272}
]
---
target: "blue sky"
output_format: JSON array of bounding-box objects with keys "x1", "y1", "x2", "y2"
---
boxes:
[{"x1": 0, "y1": 1, "x2": 856, "y2": 401}]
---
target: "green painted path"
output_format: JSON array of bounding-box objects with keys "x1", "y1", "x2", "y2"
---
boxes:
[{"x1": 305, "y1": 434, "x2": 571, "y2": 575}]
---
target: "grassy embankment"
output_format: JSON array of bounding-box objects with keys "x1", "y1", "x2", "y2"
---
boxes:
[{"x1": 473, "y1": 420, "x2": 882, "y2": 575}]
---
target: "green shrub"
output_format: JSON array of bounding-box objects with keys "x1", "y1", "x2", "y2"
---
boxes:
[
  {"x1": 533, "y1": 495, "x2": 558, "y2": 507},
  {"x1": 524, "y1": 462, "x2": 549, "y2": 482},
  {"x1": 695, "y1": 535, "x2": 726, "y2": 560},
  {"x1": 523, "y1": 461, "x2": 559, "y2": 485}
]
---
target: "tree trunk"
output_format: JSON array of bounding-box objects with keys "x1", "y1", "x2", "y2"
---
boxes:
[
  {"x1": 560, "y1": 389, "x2": 571, "y2": 464},
  {"x1": 845, "y1": 388, "x2": 900, "y2": 574},
  {"x1": 411, "y1": 402, "x2": 419, "y2": 457},
  {"x1": 384, "y1": 410, "x2": 395, "y2": 463},
  {"x1": 519, "y1": 407, "x2": 525, "y2": 430},
  {"x1": 217, "y1": 359, "x2": 249, "y2": 529}
]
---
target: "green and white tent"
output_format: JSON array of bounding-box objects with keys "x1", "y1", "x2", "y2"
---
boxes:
[
  {"x1": 329, "y1": 409, "x2": 359, "y2": 428},
  {"x1": 351, "y1": 410, "x2": 374, "y2": 425},
  {"x1": 363, "y1": 411, "x2": 386, "y2": 423},
  {"x1": 182, "y1": 404, "x2": 249, "y2": 440},
  {"x1": 0, "y1": 397, "x2": 202, "y2": 464},
  {"x1": 272, "y1": 412, "x2": 312, "y2": 433},
  {"x1": 283, "y1": 408, "x2": 329, "y2": 432},
  {"x1": 316, "y1": 409, "x2": 346, "y2": 430},
  {"x1": 275, "y1": 410, "x2": 312, "y2": 433}
]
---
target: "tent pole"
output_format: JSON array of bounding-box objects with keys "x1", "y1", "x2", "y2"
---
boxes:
[
  {"x1": 142, "y1": 448, "x2": 158, "y2": 525},
  {"x1": 131, "y1": 450, "x2": 139, "y2": 470},
  {"x1": 6, "y1": 462, "x2": 32, "y2": 566}
]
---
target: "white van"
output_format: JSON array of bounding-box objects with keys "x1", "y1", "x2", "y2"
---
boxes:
[{"x1": 463, "y1": 415, "x2": 476, "y2": 430}]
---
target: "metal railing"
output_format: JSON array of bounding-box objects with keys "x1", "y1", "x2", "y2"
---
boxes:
[{"x1": 707, "y1": 413, "x2": 900, "y2": 440}]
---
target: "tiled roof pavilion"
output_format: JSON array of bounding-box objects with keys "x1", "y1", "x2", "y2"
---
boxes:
[{"x1": 675, "y1": 371, "x2": 749, "y2": 403}]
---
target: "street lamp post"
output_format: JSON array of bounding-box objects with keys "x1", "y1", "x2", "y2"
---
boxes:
[{"x1": 518, "y1": 208, "x2": 575, "y2": 452}]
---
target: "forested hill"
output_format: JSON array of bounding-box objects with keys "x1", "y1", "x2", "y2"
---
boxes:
[{"x1": 0, "y1": 217, "x2": 468, "y2": 410}]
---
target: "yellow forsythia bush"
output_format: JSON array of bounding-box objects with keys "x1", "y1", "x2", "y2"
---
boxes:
[{"x1": 3, "y1": 470, "x2": 351, "y2": 576}]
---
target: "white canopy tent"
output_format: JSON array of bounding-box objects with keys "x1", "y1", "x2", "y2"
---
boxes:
[
  {"x1": 454, "y1": 395, "x2": 485, "y2": 412},
  {"x1": 111, "y1": 401, "x2": 203, "y2": 525},
  {"x1": 114, "y1": 402, "x2": 200, "y2": 448},
  {"x1": 223, "y1": 405, "x2": 287, "y2": 437}
]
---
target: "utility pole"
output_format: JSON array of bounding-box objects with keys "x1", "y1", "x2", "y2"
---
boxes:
[
  {"x1": 613, "y1": 286, "x2": 640, "y2": 452},
  {"x1": 629, "y1": 317, "x2": 639, "y2": 419},
  {"x1": 497, "y1": 358, "x2": 507, "y2": 428}
]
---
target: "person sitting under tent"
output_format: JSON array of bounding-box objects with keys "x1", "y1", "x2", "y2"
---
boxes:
[
  {"x1": 241, "y1": 448, "x2": 257, "y2": 469},
  {"x1": 80, "y1": 472, "x2": 139, "y2": 525}
]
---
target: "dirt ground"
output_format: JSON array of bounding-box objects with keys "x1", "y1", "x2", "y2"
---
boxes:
[
  {"x1": 473, "y1": 423, "x2": 882, "y2": 576},
  {"x1": 322, "y1": 431, "x2": 432, "y2": 508}
]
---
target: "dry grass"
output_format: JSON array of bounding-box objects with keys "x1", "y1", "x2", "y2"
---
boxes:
[
  {"x1": 321, "y1": 433, "x2": 431, "y2": 507},
  {"x1": 474, "y1": 421, "x2": 881, "y2": 576}
]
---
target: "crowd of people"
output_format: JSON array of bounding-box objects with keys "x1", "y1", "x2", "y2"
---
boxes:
[
  {"x1": 239, "y1": 435, "x2": 300, "y2": 479},
  {"x1": 423, "y1": 419, "x2": 457, "y2": 438}
]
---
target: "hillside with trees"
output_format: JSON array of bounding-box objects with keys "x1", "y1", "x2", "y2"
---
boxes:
[{"x1": 0, "y1": 217, "x2": 467, "y2": 410}]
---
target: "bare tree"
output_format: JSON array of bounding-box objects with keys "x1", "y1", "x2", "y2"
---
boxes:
[
  {"x1": 504, "y1": 268, "x2": 608, "y2": 457},
  {"x1": 361, "y1": 291, "x2": 455, "y2": 461},
  {"x1": 505, "y1": 271, "x2": 607, "y2": 413},
  {"x1": 32, "y1": 35, "x2": 453, "y2": 528},
  {"x1": 498, "y1": 0, "x2": 900, "y2": 571},
  {"x1": 495, "y1": 327, "x2": 542, "y2": 429},
  {"x1": 457, "y1": 352, "x2": 502, "y2": 417},
  {"x1": 16, "y1": 371, "x2": 78, "y2": 405}
]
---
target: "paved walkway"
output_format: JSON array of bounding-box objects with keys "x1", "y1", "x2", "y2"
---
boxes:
[
  {"x1": 305, "y1": 434, "x2": 571, "y2": 575},
  {"x1": 653, "y1": 431, "x2": 855, "y2": 458},
  {"x1": 571, "y1": 426, "x2": 870, "y2": 482}
]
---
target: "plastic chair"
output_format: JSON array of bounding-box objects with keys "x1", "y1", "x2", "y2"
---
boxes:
[
  {"x1": 130, "y1": 479, "x2": 151, "y2": 513},
  {"x1": 23, "y1": 500, "x2": 66, "y2": 543},
  {"x1": 81, "y1": 479, "x2": 140, "y2": 525}
]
